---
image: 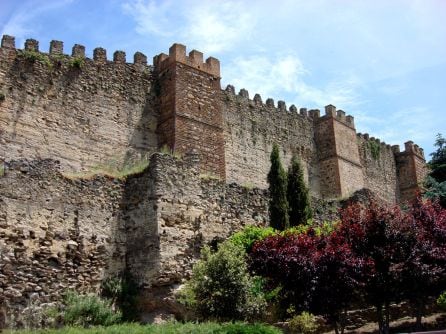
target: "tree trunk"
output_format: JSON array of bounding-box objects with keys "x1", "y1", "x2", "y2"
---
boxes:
[
  {"x1": 377, "y1": 304, "x2": 384, "y2": 334},
  {"x1": 384, "y1": 301, "x2": 390, "y2": 334},
  {"x1": 415, "y1": 300, "x2": 424, "y2": 330}
]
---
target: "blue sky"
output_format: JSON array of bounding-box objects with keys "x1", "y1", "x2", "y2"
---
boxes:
[{"x1": 1, "y1": 0, "x2": 445, "y2": 156}]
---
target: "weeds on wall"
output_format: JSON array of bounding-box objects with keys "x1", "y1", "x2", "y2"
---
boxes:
[
  {"x1": 159, "y1": 144, "x2": 183, "y2": 159},
  {"x1": 20, "y1": 50, "x2": 52, "y2": 68},
  {"x1": 367, "y1": 140, "x2": 381, "y2": 160},
  {"x1": 199, "y1": 172, "x2": 221, "y2": 181},
  {"x1": 68, "y1": 56, "x2": 85, "y2": 69},
  {"x1": 62, "y1": 156, "x2": 150, "y2": 180}
]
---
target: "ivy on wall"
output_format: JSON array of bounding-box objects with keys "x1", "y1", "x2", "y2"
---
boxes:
[{"x1": 368, "y1": 141, "x2": 381, "y2": 160}]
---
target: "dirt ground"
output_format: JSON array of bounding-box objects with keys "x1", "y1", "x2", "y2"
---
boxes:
[{"x1": 322, "y1": 312, "x2": 446, "y2": 334}]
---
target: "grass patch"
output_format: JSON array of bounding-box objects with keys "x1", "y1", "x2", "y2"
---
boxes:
[
  {"x1": 159, "y1": 144, "x2": 183, "y2": 159},
  {"x1": 62, "y1": 157, "x2": 150, "y2": 180},
  {"x1": 7, "y1": 322, "x2": 283, "y2": 334},
  {"x1": 199, "y1": 172, "x2": 221, "y2": 181}
]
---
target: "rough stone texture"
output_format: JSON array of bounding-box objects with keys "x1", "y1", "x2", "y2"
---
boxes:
[
  {"x1": 0, "y1": 160, "x2": 127, "y2": 324},
  {"x1": 0, "y1": 153, "x2": 269, "y2": 323},
  {"x1": 0, "y1": 41, "x2": 157, "y2": 173},
  {"x1": 139, "y1": 152, "x2": 268, "y2": 320},
  {"x1": 357, "y1": 135, "x2": 399, "y2": 202}
]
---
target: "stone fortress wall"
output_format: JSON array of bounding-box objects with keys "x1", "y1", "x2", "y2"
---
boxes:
[{"x1": 0, "y1": 35, "x2": 428, "y2": 323}]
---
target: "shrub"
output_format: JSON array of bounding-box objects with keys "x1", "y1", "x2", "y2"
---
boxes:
[
  {"x1": 229, "y1": 225, "x2": 275, "y2": 252},
  {"x1": 62, "y1": 291, "x2": 121, "y2": 327},
  {"x1": 437, "y1": 291, "x2": 446, "y2": 310},
  {"x1": 288, "y1": 311, "x2": 319, "y2": 334},
  {"x1": 101, "y1": 273, "x2": 138, "y2": 321},
  {"x1": 179, "y1": 242, "x2": 267, "y2": 321}
]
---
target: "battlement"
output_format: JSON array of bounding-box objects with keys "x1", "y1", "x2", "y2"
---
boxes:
[
  {"x1": 0, "y1": 35, "x2": 149, "y2": 66},
  {"x1": 391, "y1": 140, "x2": 425, "y2": 159},
  {"x1": 223, "y1": 84, "x2": 323, "y2": 120},
  {"x1": 356, "y1": 133, "x2": 393, "y2": 151},
  {"x1": 223, "y1": 85, "x2": 355, "y2": 129},
  {"x1": 318, "y1": 104, "x2": 355, "y2": 128},
  {"x1": 153, "y1": 43, "x2": 220, "y2": 77}
]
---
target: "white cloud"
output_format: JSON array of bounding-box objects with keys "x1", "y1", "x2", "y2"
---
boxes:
[
  {"x1": 355, "y1": 106, "x2": 437, "y2": 149},
  {"x1": 122, "y1": 0, "x2": 175, "y2": 37},
  {"x1": 122, "y1": 0, "x2": 255, "y2": 53},
  {"x1": 223, "y1": 54, "x2": 362, "y2": 110},
  {"x1": 182, "y1": 1, "x2": 254, "y2": 53}
]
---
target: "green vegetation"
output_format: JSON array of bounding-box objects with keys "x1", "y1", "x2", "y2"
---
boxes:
[
  {"x1": 199, "y1": 172, "x2": 221, "y2": 181},
  {"x1": 288, "y1": 311, "x2": 319, "y2": 334},
  {"x1": 437, "y1": 291, "x2": 446, "y2": 310},
  {"x1": 21, "y1": 50, "x2": 52, "y2": 68},
  {"x1": 100, "y1": 274, "x2": 138, "y2": 322},
  {"x1": 425, "y1": 134, "x2": 446, "y2": 207},
  {"x1": 69, "y1": 56, "x2": 85, "y2": 69},
  {"x1": 228, "y1": 225, "x2": 275, "y2": 252},
  {"x1": 9, "y1": 322, "x2": 282, "y2": 334},
  {"x1": 61, "y1": 291, "x2": 122, "y2": 327},
  {"x1": 367, "y1": 140, "x2": 381, "y2": 160},
  {"x1": 268, "y1": 143, "x2": 289, "y2": 230},
  {"x1": 287, "y1": 155, "x2": 312, "y2": 227},
  {"x1": 159, "y1": 144, "x2": 183, "y2": 159},
  {"x1": 177, "y1": 241, "x2": 267, "y2": 321},
  {"x1": 62, "y1": 156, "x2": 150, "y2": 180}
]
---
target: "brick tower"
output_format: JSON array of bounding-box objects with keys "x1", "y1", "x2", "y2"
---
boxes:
[
  {"x1": 394, "y1": 141, "x2": 427, "y2": 202},
  {"x1": 154, "y1": 44, "x2": 225, "y2": 179},
  {"x1": 314, "y1": 105, "x2": 364, "y2": 198}
]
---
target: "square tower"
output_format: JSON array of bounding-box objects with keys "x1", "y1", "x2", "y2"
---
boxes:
[
  {"x1": 314, "y1": 105, "x2": 364, "y2": 198},
  {"x1": 154, "y1": 44, "x2": 225, "y2": 179}
]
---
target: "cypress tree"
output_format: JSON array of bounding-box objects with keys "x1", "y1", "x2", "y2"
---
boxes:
[
  {"x1": 287, "y1": 155, "x2": 312, "y2": 227},
  {"x1": 267, "y1": 143, "x2": 289, "y2": 230}
]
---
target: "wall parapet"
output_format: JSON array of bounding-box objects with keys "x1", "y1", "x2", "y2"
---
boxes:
[
  {"x1": 0, "y1": 34, "x2": 149, "y2": 67},
  {"x1": 223, "y1": 85, "x2": 355, "y2": 129}
]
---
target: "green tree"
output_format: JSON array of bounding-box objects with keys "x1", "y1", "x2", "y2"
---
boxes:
[
  {"x1": 287, "y1": 155, "x2": 312, "y2": 227},
  {"x1": 429, "y1": 133, "x2": 446, "y2": 183},
  {"x1": 268, "y1": 143, "x2": 289, "y2": 230},
  {"x1": 425, "y1": 134, "x2": 446, "y2": 207}
]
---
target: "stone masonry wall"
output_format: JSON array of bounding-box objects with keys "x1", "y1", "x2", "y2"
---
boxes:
[
  {"x1": 0, "y1": 160, "x2": 128, "y2": 325},
  {"x1": 357, "y1": 134, "x2": 399, "y2": 203},
  {"x1": 222, "y1": 86, "x2": 321, "y2": 195},
  {"x1": 0, "y1": 36, "x2": 157, "y2": 173},
  {"x1": 0, "y1": 152, "x2": 269, "y2": 324},
  {"x1": 133, "y1": 152, "x2": 268, "y2": 320}
]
